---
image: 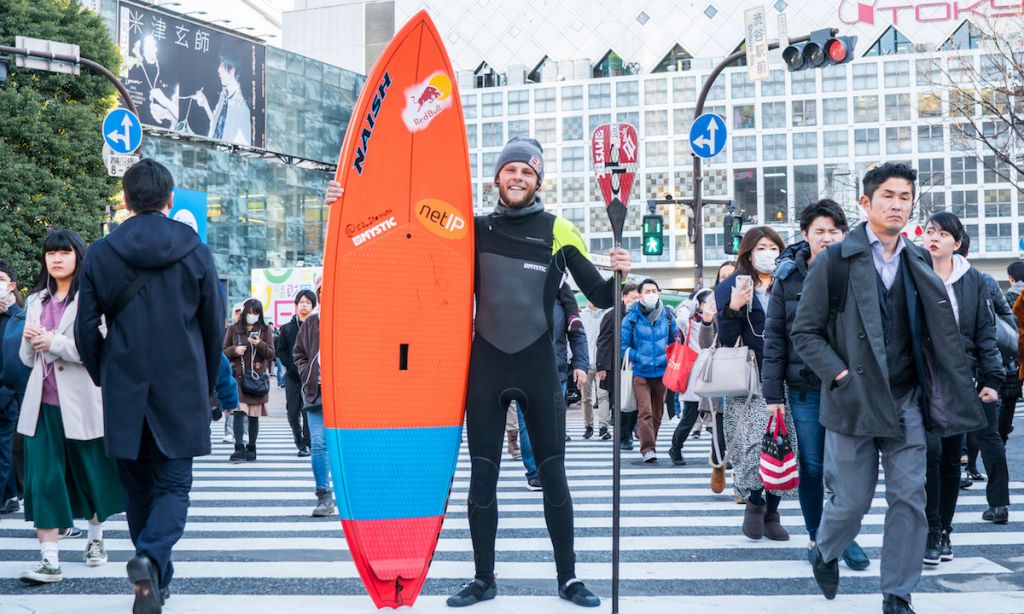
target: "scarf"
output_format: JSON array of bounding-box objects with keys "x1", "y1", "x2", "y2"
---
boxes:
[
  {"x1": 493, "y1": 197, "x2": 544, "y2": 218},
  {"x1": 639, "y1": 300, "x2": 663, "y2": 325}
]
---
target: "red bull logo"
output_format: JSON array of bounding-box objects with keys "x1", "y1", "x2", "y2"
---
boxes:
[{"x1": 402, "y1": 72, "x2": 453, "y2": 132}]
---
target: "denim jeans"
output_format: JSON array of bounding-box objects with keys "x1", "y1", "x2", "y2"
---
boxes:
[
  {"x1": 789, "y1": 389, "x2": 825, "y2": 541},
  {"x1": 515, "y1": 403, "x2": 537, "y2": 482},
  {"x1": 275, "y1": 357, "x2": 286, "y2": 387},
  {"x1": 305, "y1": 409, "x2": 331, "y2": 491}
]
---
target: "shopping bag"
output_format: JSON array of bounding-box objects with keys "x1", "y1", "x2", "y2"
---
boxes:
[{"x1": 759, "y1": 414, "x2": 799, "y2": 491}]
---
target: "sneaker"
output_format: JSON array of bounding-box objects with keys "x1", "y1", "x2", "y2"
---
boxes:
[
  {"x1": 312, "y1": 488, "x2": 336, "y2": 517},
  {"x1": 565, "y1": 434, "x2": 572, "y2": 442},
  {"x1": 527, "y1": 478, "x2": 543, "y2": 491},
  {"x1": 20, "y1": 559, "x2": 62, "y2": 584},
  {"x1": 558, "y1": 578, "x2": 600, "y2": 607},
  {"x1": 960, "y1": 471, "x2": 973, "y2": 489},
  {"x1": 446, "y1": 578, "x2": 497, "y2": 607},
  {"x1": 297, "y1": 446, "x2": 311, "y2": 458},
  {"x1": 967, "y1": 469, "x2": 985, "y2": 482},
  {"x1": 923, "y1": 532, "x2": 941, "y2": 566},
  {"x1": 691, "y1": 430, "x2": 701, "y2": 439},
  {"x1": 221, "y1": 435, "x2": 234, "y2": 443},
  {"x1": 642, "y1": 451, "x2": 657, "y2": 463},
  {"x1": 0, "y1": 497, "x2": 20, "y2": 514},
  {"x1": 619, "y1": 439, "x2": 633, "y2": 450},
  {"x1": 982, "y1": 505, "x2": 1009, "y2": 524},
  {"x1": 940, "y1": 531, "x2": 954, "y2": 562},
  {"x1": 57, "y1": 527, "x2": 83, "y2": 540},
  {"x1": 84, "y1": 539, "x2": 107, "y2": 567},
  {"x1": 599, "y1": 427, "x2": 611, "y2": 440},
  {"x1": 583, "y1": 426, "x2": 594, "y2": 439},
  {"x1": 512, "y1": 453, "x2": 522, "y2": 460}
]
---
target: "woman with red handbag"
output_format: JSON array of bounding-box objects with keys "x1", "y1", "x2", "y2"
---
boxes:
[{"x1": 667, "y1": 289, "x2": 718, "y2": 467}]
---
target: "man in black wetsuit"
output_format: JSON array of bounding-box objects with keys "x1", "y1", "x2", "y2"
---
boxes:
[{"x1": 324, "y1": 137, "x2": 629, "y2": 608}]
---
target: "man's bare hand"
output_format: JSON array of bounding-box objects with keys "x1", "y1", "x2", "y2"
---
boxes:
[
  {"x1": 608, "y1": 247, "x2": 631, "y2": 276},
  {"x1": 325, "y1": 180, "x2": 343, "y2": 206}
]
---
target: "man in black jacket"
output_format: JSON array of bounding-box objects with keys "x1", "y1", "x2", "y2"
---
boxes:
[
  {"x1": 596, "y1": 283, "x2": 639, "y2": 449},
  {"x1": 276, "y1": 289, "x2": 315, "y2": 457},
  {"x1": 77, "y1": 159, "x2": 224, "y2": 614}
]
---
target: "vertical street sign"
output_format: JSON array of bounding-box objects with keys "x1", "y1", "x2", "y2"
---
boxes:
[
  {"x1": 778, "y1": 11, "x2": 789, "y2": 55},
  {"x1": 744, "y1": 6, "x2": 770, "y2": 81}
]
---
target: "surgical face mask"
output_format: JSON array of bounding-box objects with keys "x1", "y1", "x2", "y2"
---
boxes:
[
  {"x1": 245, "y1": 313, "x2": 259, "y2": 325},
  {"x1": 752, "y1": 250, "x2": 780, "y2": 274},
  {"x1": 641, "y1": 293, "x2": 659, "y2": 308},
  {"x1": 0, "y1": 284, "x2": 10, "y2": 300}
]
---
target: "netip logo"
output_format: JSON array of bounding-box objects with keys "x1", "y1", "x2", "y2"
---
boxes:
[
  {"x1": 416, "y1": 199, "x2": 468, "y2": 240},
  {"x1": 839, "y1": 0, "x2": 1023, "y2": 26}
]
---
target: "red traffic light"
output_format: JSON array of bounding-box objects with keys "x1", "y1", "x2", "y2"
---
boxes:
[{"x1": 825, "y1": 39, "x2": 848, "y2": 63}]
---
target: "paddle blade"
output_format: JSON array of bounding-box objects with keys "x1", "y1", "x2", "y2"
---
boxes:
[{"x1": 591, "y1": 123, "x2": 639, "y2": 208}]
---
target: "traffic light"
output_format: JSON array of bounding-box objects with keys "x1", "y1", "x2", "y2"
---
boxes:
[
  {"x1": 782, "y1": 29, "x2": 857, "y2": 72},
  {"x1": 642, "y1": 214, "x2": 664, "y2": 256},
  {"x1": 723, "y1": 214, "x2": 743, "y2": 255}
]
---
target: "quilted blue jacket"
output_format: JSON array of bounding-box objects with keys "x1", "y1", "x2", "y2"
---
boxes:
[{"x1": 620, "y1": 302, "x2": 677, "y2": 378}]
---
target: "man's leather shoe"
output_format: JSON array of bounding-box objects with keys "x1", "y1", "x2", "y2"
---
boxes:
[
  {"x1": 127, "y1": 555, "x2": 162, "y2": 614},
  {"x1": 811, "y1": 545, "x2": 839, "y2": 600},
  {"x1": 982, "y1": 505, "x2": 1009, "y2": 524},
  {"x1": 882, "y1": 593, "x2": 914, "y2": 613}
]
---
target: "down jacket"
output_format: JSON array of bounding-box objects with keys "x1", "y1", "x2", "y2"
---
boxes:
[
  {"x1": 620, "y1": 302, "x2": 676, "y2": 378},
  {"x1": 762, "y1": 241, "x2": 820, "y2": 405}
]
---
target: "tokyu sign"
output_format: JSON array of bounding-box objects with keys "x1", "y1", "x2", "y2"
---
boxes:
[{"x1": 839, "y1": 0, "x2": 1023, "y2": 25}]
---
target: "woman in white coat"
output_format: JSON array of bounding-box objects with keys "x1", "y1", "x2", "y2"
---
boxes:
[{"x1": 17, "y1": 230, "x2": 123, "y2": 585}]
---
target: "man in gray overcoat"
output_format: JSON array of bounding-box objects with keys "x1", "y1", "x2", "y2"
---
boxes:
[{"x1": 791, "y1": 163, "x2": 993, "y2": 614}]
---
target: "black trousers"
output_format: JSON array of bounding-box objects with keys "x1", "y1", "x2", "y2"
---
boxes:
[
  {"x1": 975, "y1": 400, "x2": 1010, "y2": 508},
  {"x1": 465, "y1": 336, "x2": 576, "y2": 582},
  {"x1": 925, "y1": 432, "x2": 962, "y2": 534},
  {"x1": 284, "y1": 377, "x2": 310, "y2": 450},
  {"x1": 998, "y1": 394, "x2": 1017, "y2": 445},
  {"x1": 670, "y1": 401, "x2": 700, "y2": 457}
]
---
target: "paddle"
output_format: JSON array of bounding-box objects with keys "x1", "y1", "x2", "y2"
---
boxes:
[{"x1": 591, "y1": 123, "x2": 638, "y2": 614}]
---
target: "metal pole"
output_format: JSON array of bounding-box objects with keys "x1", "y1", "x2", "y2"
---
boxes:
[
  {"x1": 611, "y1": 263, "x2": 622, "y2": 614},
  {"x1": 0, "y1": 45, "x2": 139, "y2": 116},
  {"x1": 689, "y1": 31, "x2": 830, "y2": 289}
]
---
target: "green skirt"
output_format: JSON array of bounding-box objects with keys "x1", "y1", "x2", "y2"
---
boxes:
[{"x1": 23, "y1": 403, "x2": 125, "y2": 528}]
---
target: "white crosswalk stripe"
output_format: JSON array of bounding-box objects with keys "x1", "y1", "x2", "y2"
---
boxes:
[{"x1": 1, "y1": 413, "x2": 1021, "y2": 612}]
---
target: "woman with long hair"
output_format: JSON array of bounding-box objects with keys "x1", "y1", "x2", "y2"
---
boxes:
[
  {"x1": 223, "y1": 298, "x2": 275, "y2": 462},
  {"x1": 713, "y1": 226, "x2": 798, "y2": 542},
  {"x1": 17, "y1": 230, "x2": 123, "y2": 584}
]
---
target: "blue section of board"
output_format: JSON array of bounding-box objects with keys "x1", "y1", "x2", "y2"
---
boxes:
[{"x1": 325, "y1": 425, "x2": 463, "y2": 521}]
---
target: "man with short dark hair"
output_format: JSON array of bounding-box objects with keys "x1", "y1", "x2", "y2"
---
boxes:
[
  {"x1": 77, "y1": 158, "x2": 224, "y2": 613},
  {"x1": 0, "y1": 261, "x2": 26, "y2": 515},
  {"x1": 276, "y1": 289, "x2": 316, "y2": 457},
  {"x1": 792, "y1": 163, "x2": 989, "y2": 614},
  {"x1": 596, "y1": 283, "x2": 640, "y2": 450}
]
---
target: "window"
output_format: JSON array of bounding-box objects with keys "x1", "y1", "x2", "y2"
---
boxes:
[
  {"x1": 948, "y1": 56, "x2": 973, "y2": 82},
  {"x1": 535, "y1": 88, "x2": 556, "y2": 113},
  {"x1": 883, "y1": 60, "x2": 910, "y2": 87},
  {"x1": 616, "y1": 80, "x2": 639, "y2": 107},
  {"x1": 535, "y1": 118, "x2": 556, "y2": 144},
  {"x1": 951, "y1": 157, "x2": 977, "y2": 184},
  {"x1": 482, "y1": 122, "x2": 504, "y2": 147},
  {"x1": 562, "y1": 177, "x2": 586, "y2": 204},
  {"x1": 562, "y1": 116, "x2": 583, "y2": 141},
  {"x1": 466, "y1": 124, "x2": 478, "y2": 148},
  {"x1": 762, "y1": 134, "x2": 787, "y2": 161},
  {"x1": 984, "y1": 155, "x2": 1012, "y2": 183},
  {"x1": 508, "y1": 90, "x2": 529, "y2": 116},
  {"x1": 481, "y1": 152, "x2": 498, "y2": 176},
  {"x1": 673, "y1": 76, "x2": 696, "y2": 103},
  {"x1": 617, "y1": 111, "x2": 639, "y2": 126},
  {"x1": 985, "y1": 223, "x2": 1012, "y2": 252},
  {"x1": 823, "y1": 97, "x2": 848, "y2": 125},
  {"x1": 761, "y1": 70, "x2": 785, "y2": 96},
  {"x1": 647, "y1": 141, "x2": 670, "y2": 167},
  {"x1": 821, "y1": 64, "x2": 847, "y2": 92},
  {"x1": 673, "y1": 109, "x2": 693, "y2": 136},
  {"x1": 914, "y1": 125, "x2": 942, "y2": 153},
  {"x1": 852, "y1": 63, "x2": 878, "y2": 90},
  {"x1": 644, "y1": 78, "x2": 668, "y2": 105},
  {"x1": 561, "y1": 85, "x2": 583, "y2": 111},
  {"x1": 674, "y1": 139, "x2": 691, "y2": 165},
  {"x1": 732, "y1": 136, "x2": 756, "y2": 163},
  {"x1": 886, "y1": 127, "x2": 911, "y2": 155},
  {"x1": 562, "y1": 206, "x2": 585, "y2": 225},
  {"x1": 589, "y1": 113, "x2": 611, "y2": 135},
  {"x1": 762, "y1": 101, "x2": 786, "y2": 128},
  {"x1": 764, "y1": 167, "x2": 788, "y2": 223},
  {"x1": 508, "y1": 120, "x2": 529, "y2": 139},
  {"x1": 793, "y1": 132, "x2": 817, "y2": 159},
  {"x1": 655, "y1": 43, "x2": 693, "y2": 74},
  {"x1": 462, "y1": 94, "x2": 477, "y2": 120},
  {"x1": 951, "y1": 190, "x2": 978, "y2": 217},
  {"x1": 469, "y1": 152, "x2": 479, "y2": 178},
  {"x1": 645, "y1": 109, "x2": 669, "y2": 136},
  {"x1": 734, "y1": 169, "x2": 758, "y2": 219},
  {"x1": 792, "y1": 100, "x2": 817, "y2": 127},
  {"x1": 706, "y1": 76, "x2": 725, "y2": 100},
  {"x1": 940, "y1": 21, "x2": 988, "y2": 51},
  {"x1": 853, "y1": 96, "x2": 878, "y2": 123},
  {"x1": 482, "y1": 92, "x2": 503, "y2": 118},
  {"x1": 794, "y1": 165, "x2": 820, "y2": 211},
  {"x1": 561, "y1": 146, "x2": 585, "y2": 172},
  {"x1": 589, "y1": 83, "x2": 611, "y2": 109},
  {"x1": 791, "y1": 70, "x2": 816, "y2": 95},
  {"x1": 916, "y1": 58, "x2": 940, "y2": 86},
  {"x1": 855, "y1": 128, "x2": 880, "y2": 156},
  {"x1": 824, "y1": 130, "x2": 849, "y2": 157},
  {"x1": 885, "y1": 94, "x2": 910, "y2": 122},
  {"x1": 918, "y1": 158, "x2": 945, "y2": 187},
  {"x1": 984, "y1": 189, "x2": 1012, "y2": 217},
  {"x1": 733, "y1": 105, "x2": 755, "y2": 130},
  {"x1": 950, "y1": 90, "x2": 976, "y2": 118},
  {"x1": 865, "y1": 26, "x2": 915, "y2": 56},
  {"x1": 919, "y1": 191, "x2": 946, "y2": 217},
  {"x1": 951, "y1": 123, "x2": 977, "y2": 152},
  {"x1": 731, "y1": 72, "x2": 754, "y2": 98},
  {"x1": 917, "y1": 93, "x2": 941, "y2": 117}
]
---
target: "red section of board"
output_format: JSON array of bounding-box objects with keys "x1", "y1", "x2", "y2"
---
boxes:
[{"x1": 342, "y1": 516, "x2": 445, "y2": 607}]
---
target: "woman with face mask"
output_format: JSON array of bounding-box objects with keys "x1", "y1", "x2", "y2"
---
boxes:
[
  {"x1": 713, "y1": 226, "x2": 798, "y2": 543},
  {"x1": 223, "y1": 298, "x2": 275, "y2": 462},
  {"x1": 620, "y1": 278, "x2": 677, "y2": 463}
]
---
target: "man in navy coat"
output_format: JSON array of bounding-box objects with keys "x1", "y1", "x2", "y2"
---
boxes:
[{"x1": 77, "y1": 158, "x2": 223, "y2": 613}]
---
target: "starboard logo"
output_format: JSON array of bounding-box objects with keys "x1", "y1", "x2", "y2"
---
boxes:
[
  {"x1": 402, "y1": 71, "x2": 453, "y2": 132},
  {"x1": 353, "y1": 71, "x2": 392, "y2": 175},
  {"x1": 351, "y1": 217, "x2": 397, "y2": 246},
  {"x1": 416, "y1": 199, "x2": 468, "y2": 240}
]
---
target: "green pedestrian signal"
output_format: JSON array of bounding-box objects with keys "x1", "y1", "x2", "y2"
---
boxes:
[
  {"x1": 724, "y1": 214, "x2": 744, "y2": 255},
  {"x1": 642, "y1": 214, "x2": 664, "y2": 256}
]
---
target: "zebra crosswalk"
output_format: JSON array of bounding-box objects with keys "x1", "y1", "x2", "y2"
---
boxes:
[{"x1": 1, "y1": 412, "x2": 1022, "y2": 613}]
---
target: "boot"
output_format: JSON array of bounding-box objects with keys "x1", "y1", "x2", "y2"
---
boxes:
[
  {"x1": 742, "y1": 502, "x2": 766, "y2": 540},
  {"x1": 763, "y1": 512, "x2": 789, "y2": 541},
  {"x1": 229, "y1": 444, "x2": 246, "y2": 463},
  {"x1": 312, "y1": 488, "x2": 335, "y2": 517},
  {"x1": 507, "y1": 429, "x2": 520, "y2": 459},
  {"x1": 244, "y1": 443, "x2": 257, "y2": 462}
]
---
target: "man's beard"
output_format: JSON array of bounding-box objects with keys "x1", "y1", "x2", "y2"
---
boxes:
[{"x1": 498, "y1": 182, "x2": 539, "y2": 209}]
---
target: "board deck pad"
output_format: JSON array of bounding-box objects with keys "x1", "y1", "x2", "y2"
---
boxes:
[{"x1": 320, "y1": 10, "x2": 473, "y2": 609}]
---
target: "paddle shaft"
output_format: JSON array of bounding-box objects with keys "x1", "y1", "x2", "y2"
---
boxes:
[{"x1": 611, "y1": 264, "x2": 622, "y2": 614}]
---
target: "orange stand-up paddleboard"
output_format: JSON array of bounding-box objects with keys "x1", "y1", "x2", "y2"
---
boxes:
[{"x1": 319, "y1": 10, "x2": 474, "y2": 609}]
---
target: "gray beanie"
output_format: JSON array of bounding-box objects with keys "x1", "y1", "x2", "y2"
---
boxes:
[{"x1": 493, "y1": 137, "x2": 544, "y2": 185}]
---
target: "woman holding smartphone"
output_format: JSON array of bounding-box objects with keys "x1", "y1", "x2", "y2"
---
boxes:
[
  {"x1": 224, "y1": 299, "x2": 275, "y2": 462},
  {"x1": 713, "y1": 226, "x2": 797, "y2": 542}
]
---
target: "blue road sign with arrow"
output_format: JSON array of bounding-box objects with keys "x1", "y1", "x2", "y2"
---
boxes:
[
  {"x1": 102, "y1": 108, "x2": 142, "y2": 155},
  {"x1": 689, "y1": 113, "x2": 727, "y2": 159}
]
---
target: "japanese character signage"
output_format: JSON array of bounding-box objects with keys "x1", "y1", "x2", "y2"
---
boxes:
[
  {"x1": 744, "y1": 6, "x2": 770, "y2": 81},
  {"x1": 117, "y1": 1, "x2": 266, "y2": 147}
]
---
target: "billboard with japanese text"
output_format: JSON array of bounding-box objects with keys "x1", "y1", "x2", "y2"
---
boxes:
[
  {"x1": 117, "y1": 1, "x2": 266, "y2": 147},
  {"x1": 250, "y1": 268, "x2": 323, "y2": 328}
]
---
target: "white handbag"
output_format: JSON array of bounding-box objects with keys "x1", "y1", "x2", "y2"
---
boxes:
[
  {"x1": 692, "y1": 336, "x2": 761, "y2": 400},
  {"x1": 620, "y1": 348, "x2": 637, "y2": 413}
]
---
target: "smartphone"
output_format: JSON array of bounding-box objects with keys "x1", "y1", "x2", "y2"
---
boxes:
[
  {"x1": 736, "y1": 275, "x2": 752, "y2": 291},
  {"x1": 249, "y1": 331, "x2": 260, "y2": 340}
]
